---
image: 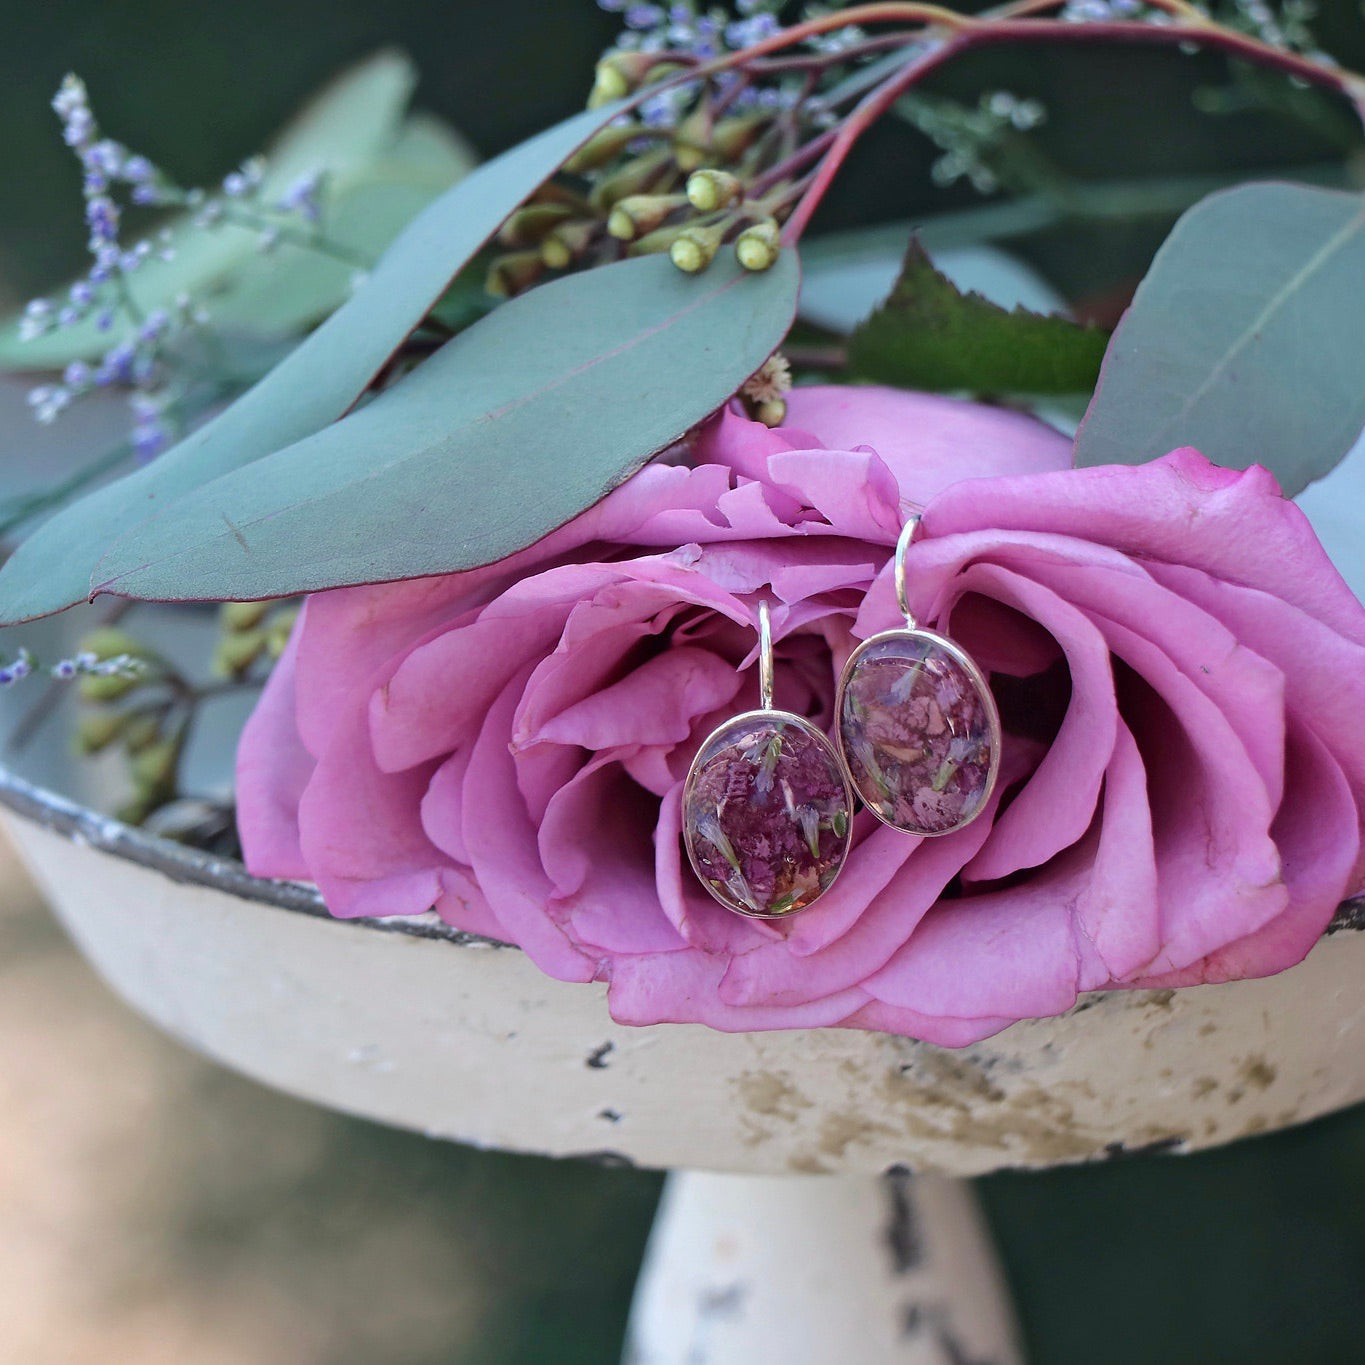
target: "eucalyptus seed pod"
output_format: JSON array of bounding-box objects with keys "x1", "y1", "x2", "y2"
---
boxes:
[
  {"x1": 121, "y1": 712, "x2": 162, "y2": 754},
  {"x1": 564, "y1": 123, "x2": 644, "y2": 174},
  {"x1": 673, "y1": 105, "x2": 715, "y2": 174},
  {"x1": 735, "y1": 218, "x2": 781, "y2": 272},
  {"x1": 588, "y1": 52, "x2": 660, "y2": 108},
  {"x1": 711, "y1": 114, "x2": 768, "y2": 163},
  {"x1": 131, "y1": 736, "x2": 181, "y2": 795},
  {"x1": 266, "y1": 608, "x2": 300, "y2": 660},
  {"x1": 496, "y1": 201, "x2": 575, "y2": 248},
  {"x1": 213, "y1": 629, "x2": 267, "y2": 678},
  {"x1": 79, "y1": 671, "x2": 141, "y2": 703},
  {"x1": 626, "y1": 223, "x2": 686, "y2": 258},
  {"x1": 485, "y1": 250, "x2": 545, "y2": 299},
  {"x1": 220, "y1": 600, "x2": 271, "y2": 633},
  {"x1": 670, "y1": 219, "x2": 728, "y2": 274},
  {"x1": 588, "y1": 148, "x2": 675, "y2": 212},
  {"x1": 540, "y1": 219, "x2": 599, "y2": 268},
  {"x1": 78, "y1": 627, "x2": 148, "y2": 662},
  {"x1": 606, "y1": 192, "x2": 687, "y2": 241},
  {"x1": 686, "y1": 168, "x2": 743, "y2": 213},
  {"x1": 75, "y1": 711, "x2": 125, "y2": 755}
]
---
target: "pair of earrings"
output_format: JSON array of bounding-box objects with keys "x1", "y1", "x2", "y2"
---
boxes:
[{"x1": 682, "y1": 516, "x2": 1001, "y2": 919}]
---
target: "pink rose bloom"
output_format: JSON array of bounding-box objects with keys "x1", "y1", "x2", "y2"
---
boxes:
[{"x1": 236, "y1": 386, "x2": 1365, "y2": 1047}]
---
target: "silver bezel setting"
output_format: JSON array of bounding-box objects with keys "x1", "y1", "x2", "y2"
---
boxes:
[
  {"x1": 834, "y1": 627, "x2": 1003, "y2": 838},
  {"x1": 682, "y1": 707, "x2": 855, "y2": 919}
]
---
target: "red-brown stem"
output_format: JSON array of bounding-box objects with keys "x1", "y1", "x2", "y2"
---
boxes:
[{"x1": 780, "y1": 13, "x2": 1365, "y2": 242}]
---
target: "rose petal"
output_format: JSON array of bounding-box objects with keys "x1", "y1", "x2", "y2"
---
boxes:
[{"x1": 236, "y1": 620, "x2": 314, "y2": 879}]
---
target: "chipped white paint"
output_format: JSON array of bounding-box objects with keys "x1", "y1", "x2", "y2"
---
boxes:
[
  {"x1": 624, "y1": 1172, "x2": 1022, "y2": 1364},
  {"x1": 6, "y1": 807, "x2": 1365, "y2": 1177}
]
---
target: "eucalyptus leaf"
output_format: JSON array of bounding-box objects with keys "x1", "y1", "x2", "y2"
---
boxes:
[
  {"x1": 1074, "y1": 182, "x2": 1365, "y2": 496},
  {"x1": 0, "y1": 99, "x2": 624, "y2": 625},
  {"x1": 846, "y1": 237, "x2": 1108, "y2": 396},
  {"x1": 0, "y1": 50, "x2": 434, "y2": 370},
  {"x1": 92, "y1": 252, "x2": 800, "y2": 603}
]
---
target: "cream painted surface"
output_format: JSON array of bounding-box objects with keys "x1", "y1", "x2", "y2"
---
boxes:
[{"x1": 7, "y1": 808, "x2": 1365, "y2": 1177}]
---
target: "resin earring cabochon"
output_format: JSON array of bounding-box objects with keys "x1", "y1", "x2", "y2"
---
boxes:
[
  {"x1": 683, "y1": 710, "x2": 854, "y2": 918},
  {"x1": 836, "y1": 629, "x2": 1001, "y2": 837}
]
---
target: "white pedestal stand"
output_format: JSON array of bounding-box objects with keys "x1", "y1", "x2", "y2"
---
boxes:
[{"x1": 624, "y1": 1171, "x2": 1022, "y2": 1365}]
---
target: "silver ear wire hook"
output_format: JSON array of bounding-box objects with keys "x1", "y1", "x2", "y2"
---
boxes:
[
  {"x1": 893, "y1": 514, "x2": 922, "y2": 631},
  {"x1": 757, "y1": 600, "x2": 774, "y2": 712}
]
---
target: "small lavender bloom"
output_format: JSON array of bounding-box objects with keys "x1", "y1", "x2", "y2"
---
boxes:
[
  {"x1": 95, "y1": 308, "x2": 115, "y2": 332},
  {"x1": 26, "y1": 384, "x2": 70, "y2": 423},
  {"x1": 222, "y1": 170, "x2": 250, "y2": 198},
  {"x1": 84, "y1": 139, "x2": 125, "y2": 176},
  {"x1": 52, "y1": 74, "x2": 88, "y2": 119},
  {"x1": 725, "y1": 13, "x2": 779, "y2": 46},
  {"x1": 69, "y1": 280, "x2": 95, "y2": 307},
  {"x1": 8, "y1": 655, "x2": 31, "y2": 682},
  {"x1": 138, "y1": 308, "x2": 170, "y2": 343},
  {"x1": 52, "y1": 658, "x2": 78, "y2": 680},
  {"x1": 57, "y1": 306, "x2": 80, "y2": 328},
  {"x1": 63, "y1": 361, "x2": 93, "y2": 390},
  {"x1": 83, "y1": 171, "x2": 108, "y2": 195},
  {"x1": 625, "y1": 3, "x2": 665, "y2": 30},
  {"x1": 62, "y1": 108, "x2": 95, "y2": 148},
  {"x1": 132, "y1": 418, "x2": 168, "y2": 461},
  {"x1": 131, "y1": 184, "x2": 161, "y2": 206},
  {"x1": 121, "y1": 153, "x2": 154, "y2": 183},
  {"x1": 597, "y1": 0, "x2": 627, "y2": 11},
  {"x1": 85, "y1": 194, "x2": 119, "y2": 245}
]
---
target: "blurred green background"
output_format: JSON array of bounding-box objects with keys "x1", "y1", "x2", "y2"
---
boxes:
[{"x1": 4, "y1": 1, "x2": 1365, "y2": 1361}]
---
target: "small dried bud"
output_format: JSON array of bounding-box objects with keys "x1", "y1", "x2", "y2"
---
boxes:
[
  {"x1": 735, "y1": 218, "x2": 781, "y2": 272},
  {"x1": 686, "y1": 169, "x2": 743, "y2": 213},
  {"x1": 606, "y1": 193, "x2": 687, "y2": 241},
  {"x1": 754, "y1": 397, "x2": 787, "y2": 428}
]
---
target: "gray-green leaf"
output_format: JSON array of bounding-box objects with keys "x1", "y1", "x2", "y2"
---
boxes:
[
  {"x1": 1074, "y1": 182, "x2": 1365, "y2": 495},
  {"x1": 0, "y1": 99, "x2": 624, "y2": 625},
  {"x1": 92, "y1": 251, "x2": 800, "y2": 603}
]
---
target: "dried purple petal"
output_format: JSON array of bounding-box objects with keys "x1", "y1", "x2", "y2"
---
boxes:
[
  {"x1": 684, "y1": 714, "x2": 851, "y2": 917},
  {"x1": 838, "y1": 632, "x2": 997, "y2": 836}
]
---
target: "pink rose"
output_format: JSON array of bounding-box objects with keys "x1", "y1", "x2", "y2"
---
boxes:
[{"x1": 236, "y1": 386, "x2": 1365, "y2": 1047}]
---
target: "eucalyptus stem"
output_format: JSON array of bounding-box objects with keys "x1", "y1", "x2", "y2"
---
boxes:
[{"x1": 779, "y1": 9, "x2": 1365, "y2": 243}]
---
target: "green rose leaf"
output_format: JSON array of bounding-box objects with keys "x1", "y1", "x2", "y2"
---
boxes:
[
  {"x1": 1074, "y1": 182, "x2": 1365, "y2": 496},
  {"x1": 91, "y1": 251, "x2": 800, "y2": 603},
  {"x1": 1070, "y1": 184, "x2": 1365, "y2": 494},
  {"x1": 0, "y1": 98, "x2": 624, "y2": 625},
  {"x1": 845, "y1": 236, "x2": 1108, "y2": 396}
]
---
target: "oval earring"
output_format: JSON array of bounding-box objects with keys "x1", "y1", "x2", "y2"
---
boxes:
[
  {"x1": 683, "y1": 601, "x2": 854, "y2": 918},
  {"x1": 836, "y1": 516, "x2": 1001, "y2": 837}
]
